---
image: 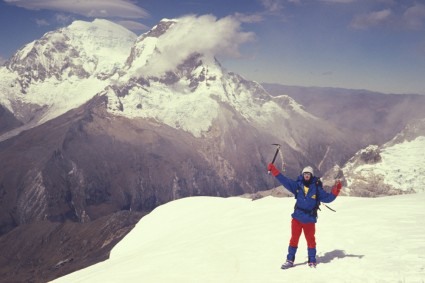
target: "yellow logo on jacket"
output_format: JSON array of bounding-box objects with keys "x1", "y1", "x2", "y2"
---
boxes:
[
  {"x1": 305, "y1": 186, "x2": 316, "y2": 199},
  {"x1": 304, "y1": 186, "x2": 309, "y2": 196}
]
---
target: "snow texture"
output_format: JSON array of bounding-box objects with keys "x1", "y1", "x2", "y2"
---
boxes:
[
  {"x1": 52, "y1": 193, "x2": 425, "y2": 283},
  {"x1": 343, "y1": 136, "x2": 425, "y2": 194}
]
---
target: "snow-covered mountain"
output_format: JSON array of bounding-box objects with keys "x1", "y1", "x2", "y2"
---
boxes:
[
  {"x1": 0, "y1": 19, "x2": 136, "y2": 127},
  {"x1": 104, "y1": 18, "x2": 307, "y2": 138},
  {"x1": 0, "y1": 18, "x2": 352, "y2": 174},
  {"x1": 1, "y1": 17, "x2": 425, "y2": 282},
  {"x1": 51, "y1": 193, "x2": 425, "y2": 283},
  {"x1": 323, "y1": 118, "x2": 425, "y2": 196},
  {"x1": 0, "y1": 19, "x2": 316, "y2": 141},
  {"x1": 0, "y1": 18, "x2": 279, "y2": 137},
  {"x1": 263, "y1": 83, "x2": 425, "y2": 149}
]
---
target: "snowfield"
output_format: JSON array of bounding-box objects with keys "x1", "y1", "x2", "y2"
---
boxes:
[
  {"x1": 343, "y1": 136, "x2": 425, "y2": 195},
  {"x1": 52, "y1": 193, "x2": 425, "y2": 283}
]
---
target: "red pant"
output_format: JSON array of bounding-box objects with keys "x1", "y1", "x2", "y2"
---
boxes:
[{"x1": 289, "y1": 218, "x2": 316, "y2": 248}]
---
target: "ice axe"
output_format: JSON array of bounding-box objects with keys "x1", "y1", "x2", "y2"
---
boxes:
[{"x1": 268, "y1": 143, "x2": 281, "y2": 174}]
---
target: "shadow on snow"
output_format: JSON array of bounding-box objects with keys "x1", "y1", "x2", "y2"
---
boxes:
[{"x1": 293, "y1": 249, "x2": 364, "y2": 267}]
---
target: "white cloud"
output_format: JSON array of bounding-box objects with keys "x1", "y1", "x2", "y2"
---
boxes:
[
  {"x1": 234, "y1": 12, "x2": 264, "y2": 24},
  {"x1": 4, "y1": 0, "x2": 149, "y2": 19},
  {"x1": 348, "y1": 3, "x2": 425, "y2": 31},
  {"x1": 0, "y1": 56, "x2": 6, "y2": 66},
  {"x1": 55, "y1": 13, "x2": 75, "y2": 25},
  {"x1": 35, "y1": 18, "x2": 49, "y2": 26},
  {"x1": 350, "y1": 9, "x2": 392, "y2": 29},
  {"x1": 140, "y1": 14, "x2": 255, "y2": 77},
  {"x1": 233, "y1": 0, "x2": 284, "y2": 24},
  {"x1": 260, "y1": 0, "x2": 284, "y2": 13},
  {"x1": 403, "y1": 4, "x2": 425, "y2": 30}
]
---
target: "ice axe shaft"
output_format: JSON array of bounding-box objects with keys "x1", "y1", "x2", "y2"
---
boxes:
[
  {"x1": 271, "y1": 144, "x2": 280, "y2": 164},
  {"x1": 268, "y1": 144, "x2": 281, "y2": 174}
]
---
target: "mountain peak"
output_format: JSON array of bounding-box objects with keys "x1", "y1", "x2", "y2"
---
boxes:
[
  {"x1": 145, "y1": 18, "x2": 176, "y2": 38},
  {"x1": 0, "y1": 19, "x2": 138, "y2": 128},
  {"x1": 6, "y1": 19, "x2": 136, "y2": 86}
]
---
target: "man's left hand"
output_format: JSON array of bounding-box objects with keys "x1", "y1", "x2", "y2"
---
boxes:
[{"x1": 332, "y1": 180, "x2": 342, "y2": 196}]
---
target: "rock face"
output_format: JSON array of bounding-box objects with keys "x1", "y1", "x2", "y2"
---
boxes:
[
  {"x1": 0, "y1": 92, "x2": 347, "y2": 233},
  {"x1": 0, "y1": 210, "x2": 142, "y2": 283},
  {"x1": 0, "y1": 105, "x2": 22, "y2": 135}
]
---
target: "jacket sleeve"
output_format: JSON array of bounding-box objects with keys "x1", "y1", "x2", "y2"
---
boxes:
[
  {"x1": 317, "y1": 186, "x2": 336, "y2": 203},
  {"x1": 274, "y1": 173, "x2": 299, "y2": 195}
]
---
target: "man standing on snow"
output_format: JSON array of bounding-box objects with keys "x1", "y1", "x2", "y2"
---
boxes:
[{"x1": 267, "y1": 164, "x2": 342, "y2": 269}]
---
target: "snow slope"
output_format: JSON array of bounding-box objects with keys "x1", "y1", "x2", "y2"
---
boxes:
[
  {"x1": 52, "y1": 193, "x2": 425, "y2": 283},
  {"x1": 365, "y1": 137, "x2": 425, "y2": 191},
  {"x1": 342, "y1": 136, "x2": 425, "y2": 195}
]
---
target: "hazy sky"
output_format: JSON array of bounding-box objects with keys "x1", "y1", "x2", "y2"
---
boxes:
[{"x1": 0, "y1": 0, "x2": 424, "y2": 94}]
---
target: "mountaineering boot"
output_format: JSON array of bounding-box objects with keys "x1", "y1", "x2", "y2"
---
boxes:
[
  {"x1": 308, "y1": 247, "x2": 317, "y2": 268},
  {"x1": 281, "y1": 246, "x2": 297, "y2": 269},
  {"x1": 281, "y1": 260, "x2": 294, "y2": 269}
]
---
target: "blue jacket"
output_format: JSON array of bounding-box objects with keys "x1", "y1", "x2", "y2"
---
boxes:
[{"x1": 275, "y1": 173, "x2": 336, "y2": 223}]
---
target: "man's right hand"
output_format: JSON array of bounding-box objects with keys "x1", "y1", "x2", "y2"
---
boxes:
[{"x1": 267, "y1": 163, "x2": 280, "y2": 177}]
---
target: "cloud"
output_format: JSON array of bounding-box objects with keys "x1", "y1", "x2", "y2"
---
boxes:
[
  {"x1": 234, "y1": 12, "x2": 264, "y2": 24},
  {"x1": 4, "y1": 0, "x2": 149, "y2": 19},
  {"x1": 403, "y1": 4, "x2": 425, "y2": 30},
  {"x1": 35, "y1": 18, "x2": 49, "y2": 26},
  {"x1": 233, "y1": 0, "x2": 305, "y2": 26},
  {"x1": 259, "y1": 0, "x2": 284, "y2": 14},
  {"x1": 349, "y1": 3, "x2": 425, "y2": 31},
  {"x1": 0, "y1": 56, "x2": 6, "y2": 66},
  {"x1": 55, "y1": 13, "x2": 75, "y2": 25},
  {"x1": 350, "y1": 9, "x2": 392, "y2": 29},
  {"x1": 140, "y1": 15, "x2": 255, "y2": 77}
]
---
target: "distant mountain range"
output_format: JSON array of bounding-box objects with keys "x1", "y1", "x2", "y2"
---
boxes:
[{"x1": 0, "y1": 19, "x2": 424, "y2": 282}]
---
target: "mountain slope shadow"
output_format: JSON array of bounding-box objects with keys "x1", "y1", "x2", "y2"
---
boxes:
[{"x1": 292, "y1": 249, "x2": 364, "y2": 267}]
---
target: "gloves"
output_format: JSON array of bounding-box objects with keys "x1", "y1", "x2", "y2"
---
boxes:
[
  {"x1": 267, "y1": 163, "x2": 280, "y2": 177},
  {"x1": 331, "y1": 180, "x2": 342, "y2": 196}
]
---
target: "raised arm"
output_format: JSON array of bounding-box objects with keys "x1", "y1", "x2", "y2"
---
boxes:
[
  {"x1": 267, "y1": 163, "x2": 299, "y2": 195},
  {"x1": 318, "y1": 180, "x2": 342, "y2": 203}
]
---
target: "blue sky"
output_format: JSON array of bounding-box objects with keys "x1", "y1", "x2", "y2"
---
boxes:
[{"x1": 0, "y1": 0, "x2": 424, "y2": 94}]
